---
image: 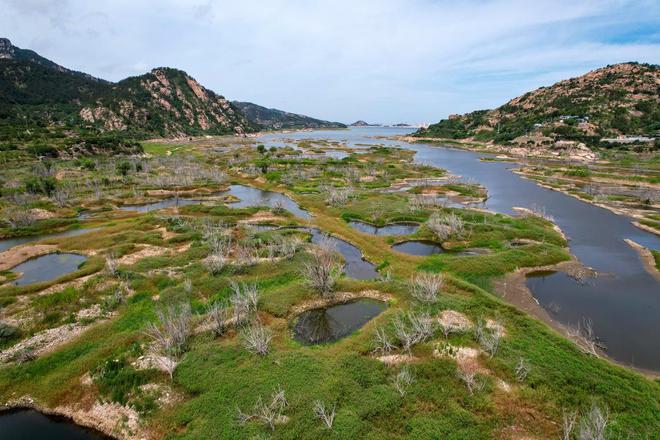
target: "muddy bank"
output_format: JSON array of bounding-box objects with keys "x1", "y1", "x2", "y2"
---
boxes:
[
  {"x1": 624, "y1": 239, "x2": 660, "y2": 281},
  {"x1": 0, "y1": 244, "x2": 58, "y2": 271}
]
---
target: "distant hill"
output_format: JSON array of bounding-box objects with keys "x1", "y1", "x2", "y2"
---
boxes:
[
  {"x1": 415, "y1": 63, "x2": 659, "y2": 149},
  {"x1": 0, "y1": 38, "x2": 255, "y2": 142},
  {"x1": 233, "y1": 101, "x2": 345, "y2": 130},
  {"x1": 350, "y1": 120, "x2": 380, "y2": 127}
]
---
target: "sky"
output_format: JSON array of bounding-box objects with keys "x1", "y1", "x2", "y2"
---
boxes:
[{"x1": 1, "y1": 0, "x2": 659, "y2": 124}]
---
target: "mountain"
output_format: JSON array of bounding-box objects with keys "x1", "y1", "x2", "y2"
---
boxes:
[
  {"x1": 0, "y1": 38, "x2": 254, "y2": 142},
  {"x1": 415, "y1": 63, "x2": 659, "y2": 149},
  {"x1": 232, "y1": 101, "x2": 345, "y2": 130},
  {"x1": 350, "y1": 120, "x2": 379, "y2": 127}
]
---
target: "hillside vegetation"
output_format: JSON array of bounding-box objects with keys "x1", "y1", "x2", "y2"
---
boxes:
[{"x1": 415, "y1": 63, "x2": 659, "y2": 150}]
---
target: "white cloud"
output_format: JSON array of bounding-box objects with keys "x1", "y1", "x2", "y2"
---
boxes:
[{"x1": 1, "y1": 0, "x2": 658, "y2": 123}]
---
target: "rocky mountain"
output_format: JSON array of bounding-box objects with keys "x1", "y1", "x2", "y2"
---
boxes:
[
  {"x1": 0, "y1": 38, "x2": 254, "y2": 141},
  {"x1": 415, "y1": 63, "x2": 659, "y2": 149},
  {"x1": 232, "y1": 101, "x2": 345, "y2": 130}
]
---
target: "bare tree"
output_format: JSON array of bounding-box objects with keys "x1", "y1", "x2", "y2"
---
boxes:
[
  {"x1": 393, "y1": 311, "x2": 435, "y2": 354},
  {"x1": 371, "y1": 327, "x2": 396, "y2": 355},
  {"x1": 207, "y1": 301, "x2": 230, "y2": 336},
  {"x1": 152, "y1": 353, "x2": 178, "y2": 380},
  {"x1": 240, "y1": 322, "x2": 273, "y2": 356},
  {"x1": 145, "y1": 303, "x2": 192, "y2": 357},
  {"x1": 230, "y1": 281, "x2": 259, "y2": 326},
  {"x1": 313, "y1": 400, "x2": 336, "y2": 430},
  {"x1": 301, "y1": 239, "x2": 341, "y2": 297},
  {"x1": 578, "y1": 404, "x2": 609, "y2": 440},
  {"x1": 426, "y1": 212, "x2": 464, "y2": 241},
  {"x1": 392, "y1": 366, "x2": 414, "y2": 397},
  {"x1": 514, "y1": 357, "x2": 531, "y2": 382},
  {"x1": 475, "y1": 318, "x2": 501, "y2": 358},
  {"x1": 411, "y1": 273, "x2": 443, "y2": 303},
  {"x1": 457, "y1": 361, "x2": 483, "y2": 395},
  {"x1": 569, "y1": 317, "x2": 599, "y2": 356},
  {"x1": 3, "y1": 206, "x2": 37, "y2": 229},
  {"x1": 237, "y1": 386, "x2": 288, "y2": 431}
]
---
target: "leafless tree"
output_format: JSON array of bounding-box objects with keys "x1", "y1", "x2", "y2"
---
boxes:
[
  {"x1": 570, "y1": 317, "x2": 599, "y2": 356},
  {"x1": 578, "y1": 404, "x2": 609, "y2": 440},
  {"x1": 393, "y1": 311, "x2": 435, "y2": 354},
  {"x1": 456, "y1": 361, "x2": 483, "y2": 395},
  {"x1": 392, "y1": 366, "x2": 414, "y2": 397},
  {"x1": 207, "y1": 301, "x2": 230, "y2": 336},
  {"x1": 3, "y1": 206, "x2": 37, "y2": 228},
  {"x1": 426, "y1": 212, "x2": 464, "y2": 241},
  {"x1": 324, "y1": 186, "x2": 354, "y2": 206},
  {"x1": 411, "y1": 273, "x2": 444, "y2": 303},
  {"x1": 240, "y1": 322, "x2": 273, "y2": 356},
  {"x1": 371, "y1": 326, "x2": 396, "y2": 355},
  {"x1": 301, "y1": 239, "x2": 341, "y2": 297},
  {"x1": 237, "y1": 386, "x2": 288, "y2": 431},
  {"x1": 230, "y1": 281, "x2": 259, "y2": 326},
  {"x1": 144, "y1": 303, "x2": 192, "y2": 357},
  {"x1": 514, "y1": 357, "x2": 531, "y2": 382},
  {"x1": 313, "y1": 400, "x2": 336, "y2": 429},
  {"x1": 475, "y1": 318, "x2": 501, "y2": 358},
  {"x1": 51, "y1": 186, "x2": 70, "y2": 207},
  {"x1": 152, "y1": 353, "x2": 178, "y2": 380}
]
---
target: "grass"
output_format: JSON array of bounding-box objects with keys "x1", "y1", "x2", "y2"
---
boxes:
[{"x1": 0, "y1": 138, "x2": 658, "y2": 439}]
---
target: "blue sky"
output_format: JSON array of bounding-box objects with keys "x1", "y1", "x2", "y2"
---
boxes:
[{"x1": 1, "y1": 0, "x2": 659, "y2": 124}]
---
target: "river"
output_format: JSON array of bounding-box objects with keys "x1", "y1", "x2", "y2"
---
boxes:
[{"x1": 259, "y1": 127, "x2": 660, "y2": 371}]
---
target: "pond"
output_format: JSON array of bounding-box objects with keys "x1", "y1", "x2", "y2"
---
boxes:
[
  {"x1": 0, "y1": 409, "x2": 110, "y2": 440},
  {"x1": 391, "y1": 240, "x2": 444, "y2": 256},
  {"x1": 306, "y1": 228, "x2": 379, "y2": 279},
  {"x1": 11, "y1": 253, "x2": 87, "y2": 286},
  {"x1": 260, "y1": 127, "x2": 660, "y2": 370},
  {"x1": 293, "y1": 299, "x2": 386, "y2": 344},
  {"x1": 225, "y1": 184, "x2": 311, "y2": 219},
  {"x1": 348, "y1": 220, "x2": 419, "y2": 236},
  {"x1": 119, "y1": 184, "x2": 311, "y2": 219},
  {"x1": 0, "y1": 227, "x2": 102, "y2": 253}
]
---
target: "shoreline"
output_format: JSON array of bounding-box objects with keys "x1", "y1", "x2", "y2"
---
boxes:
[
  {"x1": 399, "y1": 135, "x2": 660, "y2": 237},
  {"x1": 491, "y1": 260, "x2": 660, "y2": 378}
]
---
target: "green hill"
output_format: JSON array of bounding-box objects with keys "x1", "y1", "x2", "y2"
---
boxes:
[{"x1": 415, "y1": 63, "x2": 659, "y2": 149}]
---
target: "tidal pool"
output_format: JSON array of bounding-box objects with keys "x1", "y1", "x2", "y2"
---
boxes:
[
  {"x1": 348, "y1": 220, "x2": 419, "y2": 236},
  {"x1": 0, "y1": 409, "x2": 109, "y2": 440},
  {"x1": 11, "y1": 253, "x2": 87, "y2": 286},
  {"x1": 293, "y1": 299, "x2": 386, "y2": 344}
]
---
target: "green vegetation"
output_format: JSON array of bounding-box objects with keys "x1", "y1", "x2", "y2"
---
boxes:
[
  {"x1": 0, "y1": 134, "x2": 657, "y2": 440},
  {"x1": 416, "y1": 63, "x2": 659, "y2": 149}
]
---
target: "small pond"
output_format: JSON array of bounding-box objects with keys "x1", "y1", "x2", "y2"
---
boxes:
[
  {"x1": 391, "y1": 240, "x2": 444, "y2": 256},
  {"x1": 293, "y1": 299, "x2": 386, "y2": 344},
  {"x1": 348, "y1": 220, "x2": 419, "y2": 236},
  {"x1": 11, "y1": 253, "x2": 87, "y2": 286},
  {"x1": 118, "y1": 184, "x2": 311, "y2": 219},
  {"x1": 225, "y1": 184, "x2": 311, "y2": 219},
  {"x1": 0, "y1": 409, "x2": 110, "y2": 439},
  {"x1": 0, "y1": 228, "x2": 102, "y2": 253},
  {"x1": 307, "y1": 228, "x2": 379, "y2": 279}
]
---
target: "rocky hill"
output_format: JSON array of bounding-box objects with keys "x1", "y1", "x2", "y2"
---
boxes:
[
  {"x1": 415, "y1": 63, "x2": 659, "y2": 149},
  {"x1": 232, "y1": 101, "x2": 345, "y2": 130},
  {"x1": 0, "y1": 38, "x2": 254, "y2": 142}
]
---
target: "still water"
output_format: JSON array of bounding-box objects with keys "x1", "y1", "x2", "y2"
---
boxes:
[{"x1": 260, "y1": 127, "x2": 660, "y2": 370}]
